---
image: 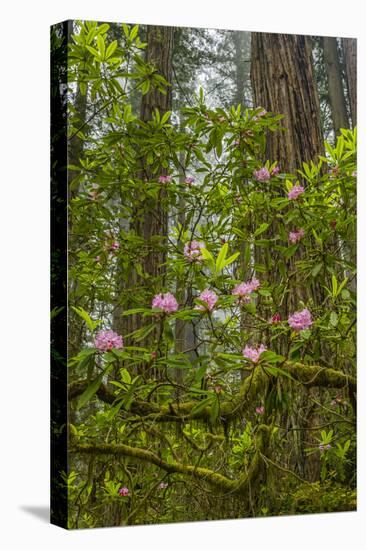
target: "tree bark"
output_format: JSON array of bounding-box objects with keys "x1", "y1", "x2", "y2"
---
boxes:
[
  {"x1": 250, "y1": 33, "x2": 324, "y2": 173},
  {"x1": 341, "y1": 38, "x2": 357, "y2": 128},
  {"x1": 233, "y1": 31, "x2": 247, "y2": 107},
  {"x1": 323, "y1": 37, "x2": 349, "y2": 135},
  {"x1": 140, "y1": 25, "x2": 174, "y2": 281}
]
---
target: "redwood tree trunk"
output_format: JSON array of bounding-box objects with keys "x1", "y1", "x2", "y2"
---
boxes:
[
  {"x1": 140, "y1": 25, "x2": 174, "y2": 281},
  {"x1": 250, "y1": 32, "x2": 325, "y2": 480},
  {"x1": 323, "y1": 37, "x2": 349, "y2": 135},
  {"x1": 250, "y1": 33, "x2": 324, "y2": 173},
  {"x1": 341, "y1": 37, "x2": 357, "y2": 128}
]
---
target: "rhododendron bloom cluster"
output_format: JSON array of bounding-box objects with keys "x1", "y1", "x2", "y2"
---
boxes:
[
  {"x1": 319, "y1": 444, "x2": 331, "y2": 452},
  {"x1": 118, "y1": 487, "x2": 129, "y2": 496},
  {"x1": 158, "y1": 482, "x2": 169, "y2": 490},
  {"x1": 185, "y1": 176, "x2": 195, "y2": 185},
  {"x1": 270, "y1": 312, "x2": 281, "y2": 323},
  {"x1": 287, "y1": 184, "x2": 304, "y2": 200},
  {"x1": 152, "y1": 292, "x2": 179, "y2": 313},
  {"x1": 110, "y1": 241, "x2": 120, "y2": 251},
  {"x1": 232, "y1": 278, "x2": 260, "y2": 303},
  {"x1": 158, "y1": 175, "x2": 172, "y2": 183},
  {"x1": 256, "y1": 406, "x2": 265, "y2": 414},
  {"x1": 253, "y1": 167, "x2": 271, "y2": 182},
  {"x1": 271, "y1": 166, "x2": 280, "y2": 176},
  {"x1": 288, "y1": 308, "x2": 313, "y2": 332},
  {"x1": 184, "y1": 240, "x2": 204, "y2": 262},
  {"x1": 252, "y1": 108, "x2": 267, "y2": 120},
  {"x1": 289, "y1": 229, "x2": 305, "y2": 244},
  {"x1": 195, "y1": 289, "x2": 218, "y2": 311},
  {"x1": 95, "y1": 330, "x2": 123, "y2": 351},
  {"x1": 242, "y1": 344, "x2": 267, "y2": 363}
]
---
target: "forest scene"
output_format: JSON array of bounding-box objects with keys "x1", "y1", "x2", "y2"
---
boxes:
[{"x1": 51, "y1": 20, "x2": 356, "y2": 528}]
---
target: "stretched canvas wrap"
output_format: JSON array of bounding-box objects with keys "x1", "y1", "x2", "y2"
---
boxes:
[{"x1": 51, "y1": 20, "x2": 357, "y2": 529}]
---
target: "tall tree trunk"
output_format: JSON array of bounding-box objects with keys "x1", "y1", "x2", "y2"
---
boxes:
[
  {"x1": 233, "y1": 31, "x2": 247, "y2": 107},
  {"x1": 140, "y1": 25, "x2": 174, "y2": 281},
  {"x1": 250, "y1": 32, "x2": 325, "y2": 481},
  {"x1": 323, "y1": 37, "x2": 349, "y2": 135},
  {"x1": 250, "y1": 33, "x2": 324, "y2": 173},
  {"x1": 113, "y1": 26, "x2": 174, "y2": 353},
  {"x1": 341, "y1": 38, "x2": 357, "y2": 128}
]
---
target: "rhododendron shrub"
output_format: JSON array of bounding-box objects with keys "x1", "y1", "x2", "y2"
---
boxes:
[{"x1": 65, "y1": 22, "x2": 356, "y2": 529}]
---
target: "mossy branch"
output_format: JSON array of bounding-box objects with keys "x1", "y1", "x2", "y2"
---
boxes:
[
  {"x1": 68, "y1": 362, "x2": 355, "y2": 422},
  {"x1": 70, "y1": 425, "x2": 269, "y2": 495}
]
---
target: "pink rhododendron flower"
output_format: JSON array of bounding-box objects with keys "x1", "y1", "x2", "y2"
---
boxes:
[
  {"x1": 253, "y1": 167, "x2": 271, "y2": 182},
  {"x1": 256, "y1": 406, "x2": 265, "y2": 414},
  {"x1": 184, "y1": 240, "x2": 204, "y2": 262},
  {"x1": 110, "y1": 241, "x2": 120, "y2": 251},
  {"x1": 195, "y1": 289, "x2": 218, "y2": 311},
  {"x1": 232, "y1": 278, "x2": 260, "y2": 303},
  {"x1": 242, "y1": 344, "x2": 267, "y2": 363},
  {"x1": 158, "y1": 175, "x2": 172, "y2": 184},
  {"x1": 271, "y1": 166, "x2": 280, "y2": 176},
  {"x1": 319, "y1": 444, "x2": 331, "y2": 453},
  {"x1": 270, "y1": 312, "x2": 281, "y2": 323},
  {"x1": 289, "y1": 229, "x2": 305, "y2": 244},
  {"x1": 118, "y1": 487, "x2": 129, "y2": 496},
  {"x1": 152, "y1": 292, "x2": 179, "y2": 314},
  {"x1": 252, "y1": 108, "x2": 267, "y2": 120},
  {"x1": 185, "y1": 176, "x2": 195, "y2": 185},
  {"x1": 95, "y1": 330, "x2": 123, "y2": 352},
  {"x1": 158, "y1": 482, "x2": 168, "y2": 490},
  {"x1": 288, "y1": 308, "x2": 313, "y2": 332},
  {"x1": 287, "y1": 184, "x2": 304, "y2": 200}
]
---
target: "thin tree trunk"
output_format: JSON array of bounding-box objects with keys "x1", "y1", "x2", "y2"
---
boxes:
[
  {"x1": 140, "y1": 25, "x2": 174, "y2": 281},
  {"x1": 341, "y1": 38, "x2": 357, "y2": 128},
  {"x1": 233, "y1": 31, "x2": 247, "y2": 107},
  {"x1": 323, "y1": 37, "x2": 349, "y2": 135}
]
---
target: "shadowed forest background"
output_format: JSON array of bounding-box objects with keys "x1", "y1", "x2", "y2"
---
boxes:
[{"x1": 51, "y1": 21, "x2": 356, "y2": 528}]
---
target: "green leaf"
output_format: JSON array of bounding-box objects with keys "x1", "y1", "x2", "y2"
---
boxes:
[
  {"x1": 264, "y1": 365, "x2": 294, "y2": 381},
  {"x1": 216, "y1": 242, "x2": 228, "y2": 272},
  {"x1": 260, "y1": 351, "x2": 285, "y2": 364},
  {"x1": 85, "y1": 45, "x2": 101, "y2": 60},
  {"x1": 77, "y1": 371, "x2": 105, "y2": 410},
  {"x1": 210, "y1": 396, "x2": 220, "y2": 424},
  {"x1": 130, "y1": 24, "x2": 139, "y2": 41},
  {"x1": 201, "y1": 247, "x2": 215, "y2": 270},
  {"x1": 254, "y1": 223, "x2": 269, "y2": 237},
  {"x1": 120, "y1": 368, "x2": 132, "y2": 385},
  {"x1": 190, "y1": 397, "x2": 212, "y2": 417},
  {"x1": 329, "y1": 312, "x2": 338, "y2": 327},
  {"x1": 331, "y1": 275, "x2": 338, "y2": 298},
  {"x1": 71, "y1": 306, "x2": 100, "y2": 332},
  {"x1": 222, "y1": 252, "x2": 240, "y2": 269},
  {"x1": 97, "y1": 34, "x2": 106, "y2": 60},
  {"x1": 336, "y1": 277, "x2": 349, "y2": 297},
  {"x1": 311, "y1": 263, "x2": 322, "y2": 278},
  {"x1": 106, "y1": 40, "x2": 118, "y2": 59}
]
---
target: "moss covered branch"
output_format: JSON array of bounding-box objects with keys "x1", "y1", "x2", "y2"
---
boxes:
[
  {"x1": 68, "y1": 361, "x2": 355, "y2": 423},
  {"x1": 70, "y1": 425, "x2": 269, "y2": 495}
]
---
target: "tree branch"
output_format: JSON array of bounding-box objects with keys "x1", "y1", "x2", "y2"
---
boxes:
[
  {"x1": 70, "y1": 425, "x2": 269, "y2": 495},
  {"x1": 68, "y1": 362, "x2": 355, "y2": 423}
]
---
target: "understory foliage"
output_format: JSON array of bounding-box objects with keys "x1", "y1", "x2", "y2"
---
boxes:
[{"x1": 65, "y1": 21, "x2": 356, "y2": 528}]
